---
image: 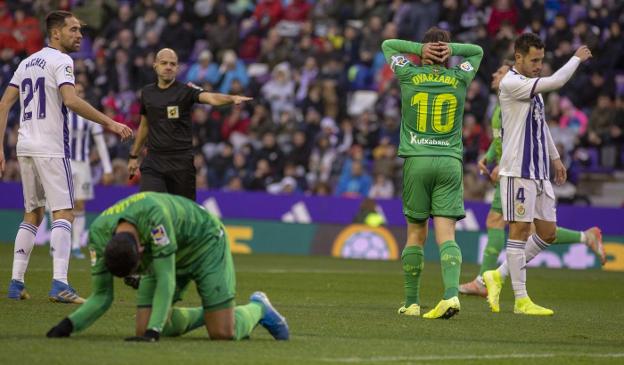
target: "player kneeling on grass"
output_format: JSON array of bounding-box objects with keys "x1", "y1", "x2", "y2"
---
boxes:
[{"x1": 47, "y1": 192, "x2": 288, "y2": 341}]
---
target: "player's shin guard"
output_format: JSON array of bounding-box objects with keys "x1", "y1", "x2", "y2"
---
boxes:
[
  {"x1": 401, "y1": 245, "x2": 424, "y2": 306},
  {"x1": 162, "y1": 307, "x2": 205, "y2": 337},
  {"x1": 479, "y1": 228, "x2": 505, "y2": 275},
  {"x1": 439, "y1": 241, "x2": 462, "y2": 299},
  {"x1": 234, "y1": 302, "x2": 264, "y2": 340},
  {"x1": 506, "y1": 240, "x2": 527, "y2": 299},
  {"x1": 12, "y1": 222, "x2": 38, "y2": 282},
  {"x1": 51, "y1": 219, "x2": 72, "y2": 284}
]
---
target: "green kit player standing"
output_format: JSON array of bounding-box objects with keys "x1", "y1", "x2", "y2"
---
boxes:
[
  {"x1": 382, "y1": 27, "x2": 483, "y2": 319},
  {"x1": 459, "y1": 64, "x2": 606, "y2": 297},
  {"x1": 47, "y1": 192, "x2": 289, "y2": 341}
]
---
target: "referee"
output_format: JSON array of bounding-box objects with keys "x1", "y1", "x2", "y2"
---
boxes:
[{"x1": 128, "y1": 48, "x2": 251, "y2": 200}]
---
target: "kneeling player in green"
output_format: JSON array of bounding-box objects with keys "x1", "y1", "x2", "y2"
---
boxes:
[
  {"x1": 382, "y1": 28, "x2": 483, "y2": 318},
  {"x1": 47, "y1": 192, "x2": 289, "y2": 341}
]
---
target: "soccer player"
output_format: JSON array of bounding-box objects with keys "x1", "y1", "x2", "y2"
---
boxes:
[
  {"x1": 46, "y1": 192, "x2": 289, "y2": 342},
  {"x1": 382, "y1": 27, "x2": 483, "y2": 319},
  {"x1": 128, "y1": 48, "x2": 252, "y2": 201},
  {"x1": 482, "y1": 33, "x2": 592, "y2": 315},
  {"x1": 0, "y1": 11, "x2": 132, "y2": 303},
  {"x1": 68, "y1": 82, "x2": 114, "y2": 259},
  {"x1": 459, "y1": 64, "x2": 606, "y2": 297}
]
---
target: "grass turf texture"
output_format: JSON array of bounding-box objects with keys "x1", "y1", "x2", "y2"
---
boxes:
[{"x1": 0, "y1": 244, "x2": 623, "y2": 365}]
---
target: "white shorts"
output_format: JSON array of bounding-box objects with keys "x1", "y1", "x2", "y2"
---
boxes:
[
  {"x1": 71, "y1": 160, "x2": 94, "y2": 201},
  {"x1": 18, "y1": 156, "x2": 74, "y2": 212},
  {"x1": 500, "y1": 176, "x2": 557, "y2": 223}
]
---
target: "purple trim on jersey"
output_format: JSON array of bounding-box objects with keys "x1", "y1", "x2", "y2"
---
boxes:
[
  {"x1": 71, "y1": 113, "x2": 78, "y2": 160},
  {"x1": 62, "y1": 158, "x2": 75, "y2": 209},
  {"x1": 530, "y1": 78, "x2": 540, "y2": 99},
  {"x1": 8, "y1": 83, "x2": 18, "y2": 89},
  {"x1": 62, "y1": 104, "x2": 70, "y2": 159},
  {"x1": 531, "y1": 99, "x2": 541, "y2": 179},
  {"x1": 521, "y1": 102, "x2": 533, "y2": 178},
  {"x1": 58, "y1": 82, "x2": 74, "y2": 88}
]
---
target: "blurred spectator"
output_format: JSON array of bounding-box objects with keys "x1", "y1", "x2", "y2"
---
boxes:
[
  {"x1": 261, "y1": 62, "x2": 296, "y2": 121},
  {"x1": 559, "y1": 97, "x2": 588, "y2": 137},
  {"x1": 335, "y1": 160, "x2": 372, "y2": 198},
  {"x1": 186, "y1": 50, "x2": 219, "y2": 86},
  {"x1": 463, "y1": 114, "x2": 489, "y2": 164},
  {"x1": 308, "y1": 135, "x2": 337, "y2": 186},
  {"x1": 134, "y1": 8, "x2": 166, "y2": 49},
  {"x1": 214, "y1": 49, "x2": 249, "y2": 94},
  {"x1": 368, "y1": 174, "x2": 394, "y2": 199}
]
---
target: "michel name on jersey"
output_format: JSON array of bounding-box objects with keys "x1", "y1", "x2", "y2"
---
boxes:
[{"x1": 25, "y1": 58, "x2": 46, "y2": 70}]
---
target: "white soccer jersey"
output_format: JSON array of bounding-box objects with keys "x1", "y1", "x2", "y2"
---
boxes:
[
  {"x1": 69, "y1": 111, "x2": 103, "y2": 162},
  {"x1": 8, "y1": 46, "x2": 75, "y2": 158},
  {"x1": 498, "y1": 68, "x2": 555, "y2": 180}
]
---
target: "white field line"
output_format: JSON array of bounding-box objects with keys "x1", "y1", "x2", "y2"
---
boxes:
[
  {"x1": 320, "y1": 353, "x2": 624, "y2": 363},
  {"x1": 0, "y1": 267, "x2": 395, "y2": 275}
]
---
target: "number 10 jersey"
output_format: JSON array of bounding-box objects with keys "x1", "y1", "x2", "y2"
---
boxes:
[{"x1": 9, "y1": 46, "x2": 75, "y2": 158}]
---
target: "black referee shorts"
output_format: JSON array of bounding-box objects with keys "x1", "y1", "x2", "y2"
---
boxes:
[{"x1": 139, "y1": 152, "x2": 196, "y2": 201}]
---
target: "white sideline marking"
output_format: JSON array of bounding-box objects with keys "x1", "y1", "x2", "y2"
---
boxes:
[
  {"x1": 320, "y1": 353, "x2": 624, "y2": 363},
  {"x1": 0, "y1": 268, "x2": 395, "y2": 275}
]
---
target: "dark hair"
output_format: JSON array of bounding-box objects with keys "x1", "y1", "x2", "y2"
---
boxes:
[
  {"x1": 46, "y1": 10, "x2": 73, "y2": 35},
  {"x1": 422, "y1": 27, "x2": 451, "y2": 44},
  {"x1": 104, "y1": 232, "x2": 139, "y2": 277},
  {"x1": 514, "y1": 33, "x2": 545, "y2": 55}
]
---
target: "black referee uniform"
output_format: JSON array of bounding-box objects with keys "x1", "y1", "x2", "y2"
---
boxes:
[{"x1": 138, "y1": 81, "x2": 203, "y2": 201}]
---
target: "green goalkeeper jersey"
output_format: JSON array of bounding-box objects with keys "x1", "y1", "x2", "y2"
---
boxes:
[
  {"x1": 381, "y1": 40, "x2": 483, "y2": 161},
  {"x1": 68, "y1": 192, "x2": 224, "y2": 334}
]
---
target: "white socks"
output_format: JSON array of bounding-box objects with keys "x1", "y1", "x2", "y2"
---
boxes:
[
  {"x1": 505, "y1": 239, "x2": 528, "y2": 299},
  {"x1": 51, "y1": 219, "x2": 72, "y2": 285},
  {"x1": 498, "y1": 234, "x2": 551, "y2": 299},
  {"x1": 72, "y1": 211, "x2": 85, "y2": 250},
  {"x1": 11, "y1": 222, "x2": 38, "y2": 282}
]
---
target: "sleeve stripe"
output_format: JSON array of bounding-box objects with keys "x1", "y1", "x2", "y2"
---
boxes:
[
  {"x1": 530, "y1": 78, "x2": 540, "y2": 98},
  {"x1": 58, "y1": 82, "x2": 75, "y2": 88},
  {"x1": 8, "y1": 83, "x2": 18, "y2": 89}
]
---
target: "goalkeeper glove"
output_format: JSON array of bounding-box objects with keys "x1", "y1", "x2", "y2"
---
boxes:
[
  {"x1": 125, "y1": 329, "x2": 160, "y2": 342},
  {"x1": 47, "y1": 317, "x2": 73, "y2": 338},
  {"x1": 124, "y1": 275, "x2": 141, "y2": 289}
]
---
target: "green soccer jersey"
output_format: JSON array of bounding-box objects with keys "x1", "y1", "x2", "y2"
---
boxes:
[
  {"x1": 381, "y1": 40, "x2": 483, "y2": 161},
  {"x1": 68, "y1": 192, "x2": 224, "y2": 334},
  {"x1": 485, "y1": 103, "x2": 502, "y2": 164}
]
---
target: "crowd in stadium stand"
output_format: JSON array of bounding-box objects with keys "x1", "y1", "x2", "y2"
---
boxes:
[{"x1": 1, "y1": 0, "x2": 623, "y2": 202}]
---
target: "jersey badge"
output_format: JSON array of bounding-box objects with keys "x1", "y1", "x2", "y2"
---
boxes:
[
  {"x1": 151, "y1": 225, "x2": 170, "y2": 246},
  {"x1": 89, "y1": 248, "x2": 97, "y2": 267},
  {"x1": 167, "y1": 106, "x2": 179, "y2": 119},
  {"x1": 65, "y1": 66, "x2": 74, "y2": 78},
  {"x1": 459, "y1": 61, "x2": 474, "y2": 72},
  {"x1": 391, "y1": 55, "x2": 409, "y2": 70}
]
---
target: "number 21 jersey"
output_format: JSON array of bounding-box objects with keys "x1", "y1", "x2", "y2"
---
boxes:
[{"x1": 9, "y1": 46, "x2": 75, "y2": 158}]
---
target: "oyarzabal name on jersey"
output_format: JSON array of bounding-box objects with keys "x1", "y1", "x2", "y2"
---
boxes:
[
  {"x1": 411, "y1": 73, "x2": 459, "y2": 88},
  {"x1": 409, "y1": 132, "x2": 450, "y2": 146}
]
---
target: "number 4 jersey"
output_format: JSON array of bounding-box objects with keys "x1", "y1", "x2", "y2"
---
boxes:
[
  {"x1": 9, "y1": 46, "x2": 75, "y2": 158},
  {"x1": 382, "y1": 41, "x2": 483, "y2": 161}
]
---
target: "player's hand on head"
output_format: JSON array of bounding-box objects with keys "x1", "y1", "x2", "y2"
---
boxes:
[
  {"x1": 552, "y1": 158, "x2": 567, "y2": 185},
  {"x1": 436, "y1": 42, "x2": 451, "y2": 63},
  {"x1": 125, "y1": 329, "x2": 159, "y2": 342},
  {"x1": 574, "y1": 46, "x2": 592, "y2": 62},
  {"x1": 422, "y1": 43, "x2": 445, "y2": 64}
]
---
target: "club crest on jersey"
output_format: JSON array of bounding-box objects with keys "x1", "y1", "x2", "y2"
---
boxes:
[
  {"x1": 151, "y1": 225, "x2": 170, "y2": 246},
  {"x1": 515, "y1": 203, "x2": 526, "y2": 217},
  {"x1": 89, "y1": 248, "x2": 97, "y2": 267},
  {"x1": 459, "y1": 61, "x2": 474, "y2": 72},
  {"x1": 167, "y1": 106, "x2": 179, "y2": 119},
  {"x1": 391, "y1": 55, "x2": 409, "y2": 70}
]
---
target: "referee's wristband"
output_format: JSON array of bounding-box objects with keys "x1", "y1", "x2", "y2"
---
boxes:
[{"x1": 129, "y1": 154, "x2": 138, "y2": 159}]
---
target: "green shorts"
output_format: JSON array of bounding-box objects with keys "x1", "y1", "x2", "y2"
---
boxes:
[
  {"x1": 402, "y1": 156, "x2": 465, "y2": 221},
  {"x1": 137, "y1": 233, "x2": 236, "y2": 312},
  {"x1": 491, "y1": 181, "x2": 502, "y2": 213}
]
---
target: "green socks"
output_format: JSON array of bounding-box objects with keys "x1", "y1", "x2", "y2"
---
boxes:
[
  {"x1": 162, "y1": 307, "x2": 205, "y2": 337},
  {"x1": 439, "y1": 240, "x2": 462, "y2": 299},
  {"x1": 161, "y1": 302, "x2": 263, "y2": 340},
  {"x1": 479, "y1": 228, "x2": 505, "y2": 275},
  {"x1": 233, "y1": 302, "x2": 264, "y2": 340},
  {"x1": 401, "y1": 245, "x2": 424, "y2": 306},
  {"x1": 554, "y1": 227, "x2": 582, "y2": 245}
]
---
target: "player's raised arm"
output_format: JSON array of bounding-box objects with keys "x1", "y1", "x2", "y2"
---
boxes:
[
  {"x1": 0, "y1": 85, "x2": 19, "y2": 175},
  {"x1": 59, "y1": 85, "x2": 133, "y2": 141},
  {"x1": 533, "y1": 45, "x2": 592, "y2": 94},
  {"x1": 198, "y1": 91, "x2": 253, "y2": 106},
  {"x1": 449, "y1": 43, "x2": 484, "y2": 77}
]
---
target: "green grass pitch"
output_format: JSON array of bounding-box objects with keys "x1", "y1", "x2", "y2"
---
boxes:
[{"x1": 0, "y1": 244, "x2": 623, "y2": 365}]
